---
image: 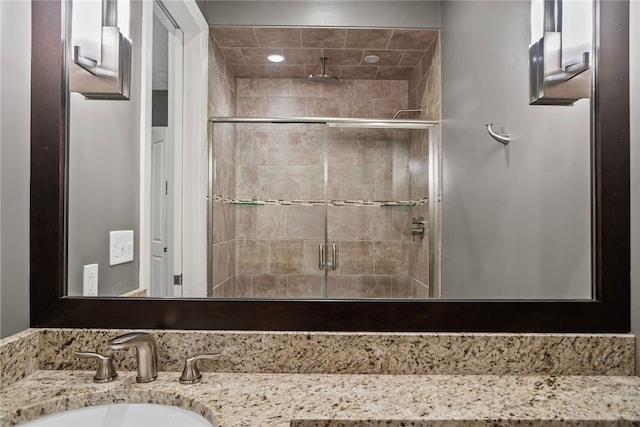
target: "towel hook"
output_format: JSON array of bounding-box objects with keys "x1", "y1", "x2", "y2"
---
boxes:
[{"x1": 485, "y1": 123, "x2": 510, "y2": 145}]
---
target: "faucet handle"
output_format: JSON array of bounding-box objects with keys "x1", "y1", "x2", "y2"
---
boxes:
[
  {"x1": 179, "y1": 353, "x2": 220, "y2": 384},
  {"x1": 75, "y1": 351, "x2": 118, "y2": 383}
]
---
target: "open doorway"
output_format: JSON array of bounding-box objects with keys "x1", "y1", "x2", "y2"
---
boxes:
[{"x1": 149, "y1": 2, "x2": 183, "y2": 297}]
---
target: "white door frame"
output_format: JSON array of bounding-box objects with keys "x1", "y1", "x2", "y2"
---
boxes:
[{"x1": 140, "y1": 0, "x2": 208, "y2": 297}]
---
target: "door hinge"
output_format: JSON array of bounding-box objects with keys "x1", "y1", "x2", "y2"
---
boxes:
[
  {"x1": 173, "y1": 274, "x2": 182, "y2": 286},
  {"x1": 165, "y1": 181, "x2": 168, "y2": 195}
]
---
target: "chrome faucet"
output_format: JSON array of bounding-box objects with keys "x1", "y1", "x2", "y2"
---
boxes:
[{"x1": 108, "y1": 332, "x2": 158, "y2": 383}]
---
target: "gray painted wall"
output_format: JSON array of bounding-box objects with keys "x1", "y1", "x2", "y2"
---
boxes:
[
  {"x1": 205, "y1": 1, "x2": 441, "y2": 28},
  {"x1": 0, "y1": 1, "x2": 638, "y2": 338},
  {"x1": 66, "y1": 1, "x2": 142, "y2": 296},
  {"x1": 440, "y1": 0, "x2": 591, "y2": 299},
  {"x1": 0, "y1": 0, "x2": 31, "y2": 338}
]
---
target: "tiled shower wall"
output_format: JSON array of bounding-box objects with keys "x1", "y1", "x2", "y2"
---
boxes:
[
  {"x1": 231, "y1": 78, "x2": 423, "y2": 298},
  {"x1": 207, "y1": 32, "x2": 237, "y2": 297},
  {"x1": 208, "y1": 39, "x2": 441, "y2": 298},
  {"x1": 407, "y1": 34, "x2": 441, "y2": 296}
]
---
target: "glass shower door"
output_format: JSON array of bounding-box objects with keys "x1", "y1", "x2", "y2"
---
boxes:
[
  {"x1": 324, "y1": 126, "x2": 431, "y2": 299},
  {"x1": 213, "y1": 122, "x2": 327, "y2": 298},
  {"x1": 209, "y1": 119, "x2": 438, "y2": 300}
]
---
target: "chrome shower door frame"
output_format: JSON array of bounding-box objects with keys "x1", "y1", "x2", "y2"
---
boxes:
[{"x1": 209, "y1": 117, "x2": 440, "y2": 299}]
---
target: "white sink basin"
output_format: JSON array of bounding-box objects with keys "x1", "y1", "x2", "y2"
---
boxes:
[{"x1": 19, "y1": 403, "x2": 214, "y2": 427}]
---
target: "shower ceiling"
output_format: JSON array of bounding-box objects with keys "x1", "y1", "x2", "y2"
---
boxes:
[{"x1": 211, "y1": 27, "x2": 438, "y2": 80}]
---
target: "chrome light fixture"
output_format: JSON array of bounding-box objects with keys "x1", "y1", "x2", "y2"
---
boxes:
[
  {"x1": 69, "y1": 0, "x2": 132, "y2": 100},
  {"x1": 529, "y1": 0, "x2": 592, "y2": 105}
]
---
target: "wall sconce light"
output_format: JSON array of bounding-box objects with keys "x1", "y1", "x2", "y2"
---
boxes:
[
  {"x1": 529, "y1": 0, "x2": 592, "y2": 106},
  {"x1": 69, "y1": 0, "x2": 132, "y2": 100}
]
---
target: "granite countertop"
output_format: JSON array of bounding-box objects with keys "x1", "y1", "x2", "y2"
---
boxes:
[{"x1": 2, "y1": 370, "x2": 640, "y2": 426}]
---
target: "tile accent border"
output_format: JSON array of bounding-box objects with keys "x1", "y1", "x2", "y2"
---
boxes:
[{"x1": 212, "y1": 194, "x2": 429, "y2": 207}]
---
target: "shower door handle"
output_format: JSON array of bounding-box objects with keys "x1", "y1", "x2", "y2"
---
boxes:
[
  {"x1": 330, "y1": 244, "x2": 337, "y2": 271},
  {"x1": 319, "y1": 244, "x2": 337, "y2": 270}
]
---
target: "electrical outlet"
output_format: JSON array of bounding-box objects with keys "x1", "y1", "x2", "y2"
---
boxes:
[{"x1": 83, "y1": 264, "x2": 98, "y2": 296}]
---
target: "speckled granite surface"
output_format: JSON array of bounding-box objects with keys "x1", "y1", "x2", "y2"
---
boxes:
[
  {"x1": 117, "y1": 288, "x2": 148, "y2": 297},
  {"x1": 0, "y1": 330, "x2": 39, "y2": 390},
  {"x1": 34, "y1": 329, "x2": 635, "y2": 376},
  {"x1": 1, "y1": 370, "x2": 639, "y2": 427}
]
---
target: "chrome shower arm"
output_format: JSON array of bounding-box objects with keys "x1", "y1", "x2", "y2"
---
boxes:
[{"x1": 392, "y1": 108, "x2": 423, "y2": 119}]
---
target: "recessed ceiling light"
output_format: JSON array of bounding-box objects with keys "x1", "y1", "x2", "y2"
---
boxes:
[
  {"x1": 267, "y1": 54, "x2": 285, "y2": 63},
  {"x1": 364, "y1": 54, "x2": 380, "y2": 64}
]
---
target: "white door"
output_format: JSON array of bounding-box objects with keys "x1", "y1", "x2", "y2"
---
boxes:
[{"x1": 151, "y1": 127, "x2": 171, "y2": 296}]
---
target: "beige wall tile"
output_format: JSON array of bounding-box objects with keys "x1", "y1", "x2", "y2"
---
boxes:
[
  {"x1": 234, "y1": 274, "x2": 253, "y2": 297},
  {"x1": 352, "y1": 80, "x2": 390, "y2": 99},
  {"x1": 327, "y1": 131, "x2": 359, "y2": 165},
  {"x1": 328, "y1": 207, "x2": 360, "y2": 241},
  {"x1": 303, "y1": 240, "x2": 324, "y2": 274},
  {"x1": 301, "y1": 28, "x2": 347, "y2": 48},
  {"x1": 374, "y1": 98, "x2": 407, "y2": 118},
  {"x1": 321, "y1": 79, "x2": 358, "y2": 99},
  {"x1": 388, "y1": 29, "x2": 437, "y2": 50},
  {"x1": 253, "y1": 274, "x2": 288, "y2": 297},
  {"x1": 267, "y1": 165, "x2": 324, "y2": 200},
  {"x1": 362, "y1": 50, "x2": 404, "y2": 67},
  {"x1": 211, "y1": 27, "x2": 259, "y2": 48},
  {"x1": 236, "y1": 165, "x2": 267, "y2": 199},
  {"x1": 221, "y1": 47, "x2": 246, "y2": 65},
  {"x1": 339, "y1": 99, "x2": 376, "y2": 118},
  {"x1": 221, "y1": 277, "x2": 236, "y2": 297},
  {"x1": 236, "y1": 239, "x2": 270, "y2": 274},
  {"x1": 327, "y1": 275, "x2": 357, "y2": 298},
  {"x1": 357, "y1": 276, "x2": 392, "y2": 298},
  {"x1": 268, "y1": 97, "x2": 306, "y2": 116},
  {"x1": 235, "y1": 205, "x2": 255, "y2": 239},
  {"x1": 236, "y1": 97, "x2": 270, "y2": 116},
  {"x1": 270, "y1": 131, "x2": 324, "y2": 166},
  {"x1": 375, "y1": 241, "x2": 409, "y2": 275},
  {"x1": 391, "y1": 276, "x2": 411, "y2": 298},
  {"x1": 338, "y1": 165, "x2": 377, "y2": 200},
  {"x1": 237, "y1": 78, "x2": 289, "y2": 97},
  {"x1": 268, "y1": 65, "x2": 306, "y2": 79},
  {"x1": 322, "y1": 48, "x2": 364, "y2": 65},
  {"x1": 270, "y1": 240, "x2": 305, "y2": 274},
  {"x1": 386, "y1": 208, "x2": 412, "y2": 240},
  {"x1": 254, "y1": 205, "x2": 287, "y2": 239},
  {"x1": 286, "y1": 206, "x2": 324, "y2": 239},
  {"x1": 358, "y1": 208, "x2": 392, "y2": 241},
  {"x1": 282, "y1": 48, "x2": 323, "y2": 65},
  {"x1": 288, "y1": 275, "x2": 322, "y2": 297},
  {"x1": 255, "y1": 28, "x2": 302, "y2": 48},
  {"x1": 289, "y1": 79, "x2": 323, "y2": 97},
  {"x1": 345, "y1": 29, "x2": 393, "y2": 49},
  {"x1": 416, "y1": 243, "x2": 429, "y2": 285},
  {"x1": 399, "y1": 50, "x2": 426, "y2": 67},
  {"x1": 339, "y1": 241, "x2": 375, "y2": 275},
  {"x1": 339, "y1": 66, "x2": 377, "y2": 80},
  {"x1": 233, "y1": 65, "x2": 270, "y2": 79},
  {"x1": 240, "y1": 48, "x2": 284, "y2": 65},
  {"x1": 306, "y1": 98, "x2": 340, "y2": 117},
  {"x1": 212, "y1": 283, "x2": 224, "y2": 297},
  {"x1": 357, "y1": 135, "x2": 392, "y2": 165},
  {"x1": 375, "y1": 67, "x2": 414, "y2": 81}
]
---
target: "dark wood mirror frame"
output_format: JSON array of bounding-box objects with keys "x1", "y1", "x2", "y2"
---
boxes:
[{"x1": 30, "y1": 0, "x2": 630, "y2": 332}]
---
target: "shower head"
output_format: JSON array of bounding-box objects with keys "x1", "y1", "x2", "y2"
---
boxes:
[{"x1": 307, "y1": 57, "x2": 339, "y2": 83}]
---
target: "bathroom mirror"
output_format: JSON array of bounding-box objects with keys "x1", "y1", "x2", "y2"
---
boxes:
[{"x1": 30, "y1": 0, "x2": 630, "y2": 332}]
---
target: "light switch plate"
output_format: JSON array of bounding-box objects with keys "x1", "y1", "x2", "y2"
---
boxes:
[{"x1": 110, "y1": 230, "x2": 134, "y2": 266}]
